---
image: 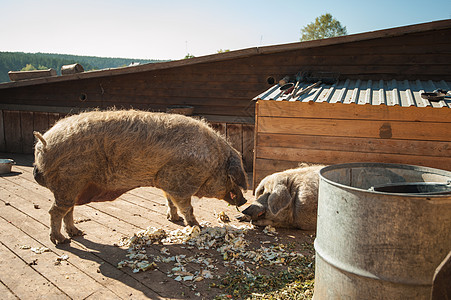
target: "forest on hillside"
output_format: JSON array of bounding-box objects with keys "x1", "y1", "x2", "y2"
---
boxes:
[{"x1": 0, "y1": 52, "x2": 168, "y2": 83}]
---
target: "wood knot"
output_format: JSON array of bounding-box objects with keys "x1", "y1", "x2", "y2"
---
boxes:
[{"x1": 379, "y1": 123, "x2": 392, "y2": 139}]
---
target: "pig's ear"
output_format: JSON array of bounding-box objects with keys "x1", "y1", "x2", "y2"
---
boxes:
[
  {"x1": 268, "y1": 185, "x2": 292, "y2": 214},
  {"x1": 227, "y1": 153, "x2": 247, "y2": 190}
]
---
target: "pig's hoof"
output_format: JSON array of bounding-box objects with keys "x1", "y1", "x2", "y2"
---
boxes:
[
  {"x1": 50, "y1": 234, "x2": 71, "y2": 245},
  {"x1": 185, "y1": 219, "x2": 200, "y2": 227},
  {"x1": 67, "y1": 227, "x2": 84, "y2": 237},
  {"x1": 167, "y1": 213, "x2": 182, "y2": 222}
]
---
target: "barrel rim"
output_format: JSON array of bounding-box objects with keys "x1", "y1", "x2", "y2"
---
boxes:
[{"x1": 319, "y1": 162, "x2": 451, "y2": 198}]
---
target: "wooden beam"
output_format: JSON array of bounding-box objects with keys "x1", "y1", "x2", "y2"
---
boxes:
[
  {"x1": 20, "y1": 111, "x2": 34, "y2": 153},
  {"x1": 33, "y1": 112, "x2": 49, "y2": 136},
  {"x1": 3, "y1": 110, "x2": 21, "y2": 153},
  {"x1": 0, "y1": 110, "x2": 4, "y2": 152},
  {"x1": 257, "y1": 101, "x2": 451, "y2": 123},
  {"x1": 242, "y1": 124, "x2": 254, "y2": 172},
  {"x1": 256, "y1": 146, "x2": 451, "y2": 171},
  {"x1": 258, "y1": 117, "x2": 450, "y2": 142},
  {"x1": 257, "y1": 133, "x2": 451, "y2": 157},
  {"x1": 227, "y1": 124, "x2": 243, "y2": 154}
]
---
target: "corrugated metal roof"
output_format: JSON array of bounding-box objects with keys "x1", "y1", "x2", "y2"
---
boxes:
[{"x1": 254, "y1": 79, "x2": 451, "y2": 108}]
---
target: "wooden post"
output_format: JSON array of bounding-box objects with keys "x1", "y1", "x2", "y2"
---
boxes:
[
  {"x1": 8, "y1": 69, "x2": 57, "y2": 81},
  {"x1": 0, "y1": 110, "x2": 5, "y2": 152},
  {"x1": 61, "y1": 64, "x2": 84, "y2": 75}
]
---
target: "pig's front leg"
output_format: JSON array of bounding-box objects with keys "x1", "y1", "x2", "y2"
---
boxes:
[
  {"x1": 168, "y1": 194, "x2": 199, "y2": 227},
  {"x1": 63, "y1": 207, "x2": 83, "y2": 237},
  {"x1": 164, "y1": 192, "x2": 182, "y2": 222}
]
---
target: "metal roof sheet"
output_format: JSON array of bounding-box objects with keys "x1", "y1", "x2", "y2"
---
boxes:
[{"x1": 254, "y1": 79, "x2": 451, "y2": 108}]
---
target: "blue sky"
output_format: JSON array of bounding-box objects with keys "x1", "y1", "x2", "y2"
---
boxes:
[{"x1": 1, "y1": 0, "x2": 450, "y2": 60}]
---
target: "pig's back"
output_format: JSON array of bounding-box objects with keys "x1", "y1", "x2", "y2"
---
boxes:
[{"x1": 35, "y1": 110, "x2": 225, "y2": 183}]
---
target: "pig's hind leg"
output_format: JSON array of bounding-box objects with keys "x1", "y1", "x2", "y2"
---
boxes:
[{"x1": 63, "y1": 207, "x2": 83, "y2": 237}]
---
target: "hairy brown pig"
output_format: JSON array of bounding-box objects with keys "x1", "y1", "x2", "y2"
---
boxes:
[
  {"x1": 33, "y1": 110, "x2": 247, "y2": 244},
  {"x1": 238, "y1": 164, "x2": 324, "y2": 230}
]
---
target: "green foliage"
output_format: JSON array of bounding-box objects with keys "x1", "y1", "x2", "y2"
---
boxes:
[
  {"x1": 20, "y1": 64, "x2": 48, "y2": 71},
  {"x1": 21, "y1": 64, "x2": 37, "y2": 71},
  {"x1": 212, "y1": 242, "x2": 316, "y2": 299},
  {"x1": 184, "y1": 53, "x2": 195, "y2": 59},
  {"x1": 300, "y1": 13, "x2": 347, "y2": 42},
  {"x1": 0, "y1": 52, "x2": 169, "y2": 83},
  {"x1": 217, "y1": 49, "x2": 230, "y2": 53}
]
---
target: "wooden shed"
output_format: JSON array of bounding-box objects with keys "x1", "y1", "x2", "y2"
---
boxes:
[
  {"x1": 253, "y1": 79, "x2": 451, "y2": 187},
  {"x1": 1, "y1": 19, "x2": 450, "y2": 178}
]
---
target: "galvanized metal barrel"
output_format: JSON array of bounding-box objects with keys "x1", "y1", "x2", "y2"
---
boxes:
[{"x1": 314, "y1": 163, "x2": 451, "y2": 300}]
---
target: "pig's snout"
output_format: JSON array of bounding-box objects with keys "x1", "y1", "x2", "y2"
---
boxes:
[
  {"x1": 237, "y1": 195, "x2": 247, "y2": 206},
  {"x1": 33, "y1": 165, "x2": 46, "y2": 187},
  {"x1": 242, "y1": 204, "x2": 266, "y2": 219},
  {"x1": 225, "y1": 190, "x2": 247, "y2": 207}
]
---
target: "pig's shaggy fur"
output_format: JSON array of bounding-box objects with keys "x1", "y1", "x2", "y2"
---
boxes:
[
  {"x1": 239, "y1": 164, "x2": 325, "y2": 230},
  {"x1": 34, "y1": 110, "x2": 248, "y2": 244}
]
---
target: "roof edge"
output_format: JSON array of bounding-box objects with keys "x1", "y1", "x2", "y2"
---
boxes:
[{"x1": 258, "y1": 18, "x2": 451, "y2": 54}]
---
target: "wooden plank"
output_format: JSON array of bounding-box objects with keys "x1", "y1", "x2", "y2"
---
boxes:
[
  {"x1": 0, "y1": 280, "x2": 18, "y2": 300},
  {"x1": 0, "y1": 177, "x2": 178, "y2": 299},
  {"x1": 257, "y1": 101, "x2": 451, "y2": 123},
  {"x1": 227, "y1": 123, "x2": 243, "y2": 154},
  {"x1": 256, "y1": 146, "x2": 451, "y2": 171},
  {"x1": 0, "y1": 217, "x2": 113, "y2": 300},
  {"x1": 209, "y1": 122, "x2": 226, "y2": 136},
  {"x1": 20, "y1": 111, "x2": 34, "y2": 154},
  {"x1": 252, "y1": 103, "x2": 259, "y2": 191},
  {"x1": 48, "y1": 112, "x2": 62, "y2": 128},
  {"x1": 238, "y1": 49, "x2": 450, "y2": 68},
  {"x1": 292, "y1": 29, "x2": 451, "y2": 55},
  {"x1": 242, "y1": 124, "x2": 254, "y2": 173},
  {"x1": 258, "y1": 116, "x2": 451, "y2": 142},
  {"x1": 253, "y1": 158, "x2": 300, "y2": 188},
  {"x1": 257, "y1": 133, "x2": 451, "y2": 158},
  {"x1": 15, "y1": 83, "x2": 257, "y2": 102},
  {"x1": 0, "y1": 110, "x2": 5, "y2": 152},
  {"x1": 3, "y1": 111, "x2": 21, "y2": 153},
  {"x1": 33, "y1": 112, "x2": 49, "y2": 134},
  {"x1": 0, "y1": 239, "x2": 69, "y2": 299},
  {"x1": 0, "y1": 190, "x2": 164, "y2": 299}
]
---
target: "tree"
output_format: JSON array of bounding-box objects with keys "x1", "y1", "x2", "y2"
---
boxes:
[
  {"x1": 21, "y1": 64, "x2": 37, "y2": 71},
  {"x1": 300, "y1": 13, "x2": 347, "y2": 41},
  {"x1": 184, "y1": 53, "x2": 195, "y2": 59}
]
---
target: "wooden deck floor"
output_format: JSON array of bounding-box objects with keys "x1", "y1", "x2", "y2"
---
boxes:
[{"x1": 0, "y1": 153, "x2": 315, "y2": 300}]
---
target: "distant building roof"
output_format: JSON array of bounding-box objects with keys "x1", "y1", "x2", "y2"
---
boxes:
[{"x1": 1, "y1": 19, "x2": 450, "y2": 90}]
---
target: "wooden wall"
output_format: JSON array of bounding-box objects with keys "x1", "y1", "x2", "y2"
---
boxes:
[
  {"x1": 0, "y1": 110, "x2": 65, "y2": 154},
  {"x1": 253, "y1": 101, "x2": 451, "y2": 188},
  {"x1": 0, "y1": 63, "x2": 263, "y2": 122}
]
